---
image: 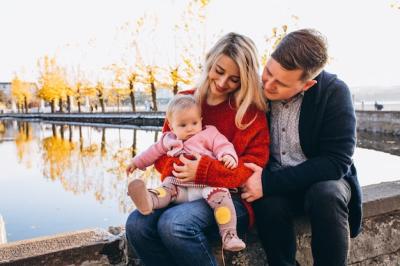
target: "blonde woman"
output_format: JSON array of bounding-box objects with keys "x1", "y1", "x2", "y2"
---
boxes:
[{"x1": 125, "y1": 32, "x2": 270, "y2": 266}]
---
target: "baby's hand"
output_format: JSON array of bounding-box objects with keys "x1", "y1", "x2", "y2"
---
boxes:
[
  {"x1": 126, "y1": 160, "x2": 137, "y2": 176},
  {"x1": 220, "y1": 155, "x2": 237, "y2": 169}
]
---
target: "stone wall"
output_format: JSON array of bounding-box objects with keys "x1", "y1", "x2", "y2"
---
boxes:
[
  {"x1": 2, "y1": 111, "x2": 400, "y2": 136},
  {"x1": 1, "y1": 181, "x2": 400, "y2": 266},
  {"x1": 356, "y1": 111, "x2": 400, "y2": 135}
]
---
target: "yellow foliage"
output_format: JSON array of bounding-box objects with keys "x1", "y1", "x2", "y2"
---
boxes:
[
  {"x1": 42, "y1": 136, "x2": 75, "y2": 180},
  {"x1": 37, "y1": 56, "x2": 68, "y2": 103},
  {"x1": 0, "y1": 123, "x2": 5, "y2": 134},
  {"x1": 11, "y1": 76, "x2": 32, "y2": 106},
  {"x1": 261, "y1": 24, "x2": 292, "y2": 66},
  {"x1": 15, "y1": 123, "x2": 33, "y2": 165}
]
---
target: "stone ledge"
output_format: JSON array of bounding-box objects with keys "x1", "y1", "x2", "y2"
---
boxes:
[
  {"x1": 0, "y1": 228, "x2": 124, "y2": 265},
  {"x1": 217, "y1": 181, "x2": 400, "y2": 266},
  {"x1": 1, "y1": 181, "x2": 399, "y2": 265},
  {"x1": 362, "y1": 180, "x2": 400, "y2": 218}
]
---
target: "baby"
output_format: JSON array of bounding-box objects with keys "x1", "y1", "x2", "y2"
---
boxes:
[{"x1": 126, "y1": 94, "x2": 246, "y2": 251}]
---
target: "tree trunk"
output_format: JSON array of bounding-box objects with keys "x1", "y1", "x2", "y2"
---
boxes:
[
  {"x1": 132, "y1": 129, "x2": 137, "y2": 157},
  {"x1": 99, "y1": 98, "x2": 105, "y2": 113},
  {"x1": 151, "y1": 83, "x2": 157, "y2": 111},
  {"x1": 52, "y1": 124, "x2": 56, "y2": 137},
  {"x1": 79, "y1": 126, "x2": 83, "y2": 152},
  {"x1": 60, "y1": 125, "x2": 64, "y2": 140},
  {"x1": 76, "y1": 88, "x2": 82, "y2": 113},
  {"x1": 59, "y1": 98, "x2": 63, "y2": 113},
  {"x1": 69, "y1": 125, "x2": 73, "y2": 142},
  {"x1": 24, "y1": 96, "x2": 28, "y2": 113},
  {"x1": 96, "y1": 87, "x2": 105, "y2": 113},
  {"x1": 101, "y1": 128, "x2": 106, "y2": 155},
  {"x1": 51, "y1": 100, "x2": 55, "y2": 113},
  {"x1": 129, "y1": 81, "x2": 136, "y2": 112},
  {"x1": 173, "y1": 84, "x2": 178, "y2": 95},
  {"x1": 25, "y1": 122, "x2": 29, "y2": 139},
  {"x1": 67, "y1": 96, "x2": 71, "y2": 113},
  {"x1": 99, "y1": 94, "x2": 105, "y2": 113}
]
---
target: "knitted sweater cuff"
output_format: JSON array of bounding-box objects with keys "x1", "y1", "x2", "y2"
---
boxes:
[{"x1": 195, "y1": 156, "x2": 211, "y2": 185}]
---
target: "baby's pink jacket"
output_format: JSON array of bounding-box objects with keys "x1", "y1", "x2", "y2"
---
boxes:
[{"x1": 132, "y1": 125, "x2": 238, "y2": 170}]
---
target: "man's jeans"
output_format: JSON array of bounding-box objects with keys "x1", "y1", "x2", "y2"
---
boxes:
[
  {"x1": 125, "y1": 195, "x2": 249, "y2": 266},
  {"x1": 253, "y1": 179, "x2": 351, "y2": 266}
]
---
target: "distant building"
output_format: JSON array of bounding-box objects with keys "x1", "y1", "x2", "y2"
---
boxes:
[{"x1": 0, "y1": 82, "x2": 11, "y2": 96}]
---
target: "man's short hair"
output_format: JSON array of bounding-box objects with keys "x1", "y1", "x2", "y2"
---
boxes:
[{"x1": 271, "y1": 29, "x2": 328, "y2": 81}]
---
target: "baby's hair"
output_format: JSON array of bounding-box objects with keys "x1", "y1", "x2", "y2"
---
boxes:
[{"x1": 166, "y1": 94, "x2": 201, "y2": 121}]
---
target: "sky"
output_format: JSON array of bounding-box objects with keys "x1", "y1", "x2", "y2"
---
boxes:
[{"x1": 0, "y1": 0, "x2": 399, "y2": 88}]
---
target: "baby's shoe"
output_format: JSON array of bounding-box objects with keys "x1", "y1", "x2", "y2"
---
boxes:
[
  {"x1": 222, "y1": 230, "x2": 246, "y2": 252},
  {"x1": 127, "y1": 179, "x2": 153, "y2": 215}
]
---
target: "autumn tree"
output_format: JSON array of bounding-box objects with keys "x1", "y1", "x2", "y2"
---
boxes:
[
  {"x1": 105, "y1": 64, "x2": 130, "y2": 112},
  {"x1": 168, "y1": 66, "x2": 192, "y2": 95},
  {"x1": 136, "y1": 65, "x2": 163, "y2": 111},
  {"x1": 11, "y1": 75, "x2": 32, "y2": 113},
  {"x1": 37, "y1": 56, "x2": 68, "y2": 113}
]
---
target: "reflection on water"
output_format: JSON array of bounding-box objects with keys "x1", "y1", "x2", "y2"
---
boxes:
[
  {"x1": 0, "y1": 120, "x2": 161, "y2": 242},
  {"x1": 0, "y1": 120, "x2": 399, "y2": 243}
]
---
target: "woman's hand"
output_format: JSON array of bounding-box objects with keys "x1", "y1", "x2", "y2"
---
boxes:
[{"x1": 172, "y1": 153, "x2": 201, "y2": 183}]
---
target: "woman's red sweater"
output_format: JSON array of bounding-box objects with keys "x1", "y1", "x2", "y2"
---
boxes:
[{"x1": 154, "y1": 90, "x2": 270, "y2": 227}]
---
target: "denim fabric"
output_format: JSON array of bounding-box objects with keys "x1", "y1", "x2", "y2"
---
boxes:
[
  {"x1": 253, "y1": 179, "x2": 351, "y2": 266},
  {"x1": 126, "y1": 196, "x2": 249, "y2": 266}
]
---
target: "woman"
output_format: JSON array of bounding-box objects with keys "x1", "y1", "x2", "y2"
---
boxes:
[{"x1": 125, "y1": 32, "x2": 270, "y2": 266}]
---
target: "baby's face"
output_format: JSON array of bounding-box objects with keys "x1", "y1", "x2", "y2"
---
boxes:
[{"x1": 169, "y1": 106, "x2": 202, "y2": 140}]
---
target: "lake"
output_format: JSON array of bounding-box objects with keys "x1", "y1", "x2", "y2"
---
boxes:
[{"x1": 0, "y1": 120, "x2": 399, "y2": 243}]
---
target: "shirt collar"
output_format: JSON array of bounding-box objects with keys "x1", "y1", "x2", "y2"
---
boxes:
[{"x1": 280, "y1": 91, "x2": 304, "y2": 105}]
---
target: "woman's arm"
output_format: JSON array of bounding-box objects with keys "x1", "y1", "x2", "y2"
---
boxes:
[
  {"x1": 173, "y1": 113, "x2": 270, "y2": 188},
  {"x1": 196, "y1": 124, "x2": 269, "y2": 188}
]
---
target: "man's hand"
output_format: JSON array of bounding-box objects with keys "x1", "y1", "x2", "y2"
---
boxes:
[
  {"x1": 241, "y1": 163, "x2": 264, "y2": 202},
  {"x1": 172, "y1": 153, "x2": 201, "y2": 183},
  {"x1": 220, "y1": 154, "x2": 237, "y2": 169}
]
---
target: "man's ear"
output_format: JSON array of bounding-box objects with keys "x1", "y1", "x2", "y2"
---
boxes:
[{"x1": 302, "y1": 79, "x2": 317, "y2": 92}]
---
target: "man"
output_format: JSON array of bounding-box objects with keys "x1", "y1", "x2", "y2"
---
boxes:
[{"x1": 241, "y1": 29, "x2": 362, "y2": 266}]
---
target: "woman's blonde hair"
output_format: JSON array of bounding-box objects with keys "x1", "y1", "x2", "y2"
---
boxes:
[
  {"x1": 194, "y1": 32, "x2": 267, "y2": 130},
  {"x1": 166, "y1": 94, "x2": 200, "y2": 122}
]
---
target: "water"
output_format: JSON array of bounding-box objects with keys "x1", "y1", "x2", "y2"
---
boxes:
[{"x1": 0, "y1": 120, "x2": 399, "y2": 243}]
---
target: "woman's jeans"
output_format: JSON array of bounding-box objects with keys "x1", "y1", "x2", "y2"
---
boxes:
[
  {"x1": 253, "y1": 179, "x2": 352, "y2": 266},
  {"x1": 125, "y1": 195, "x2": 249, "y2": 266}
]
